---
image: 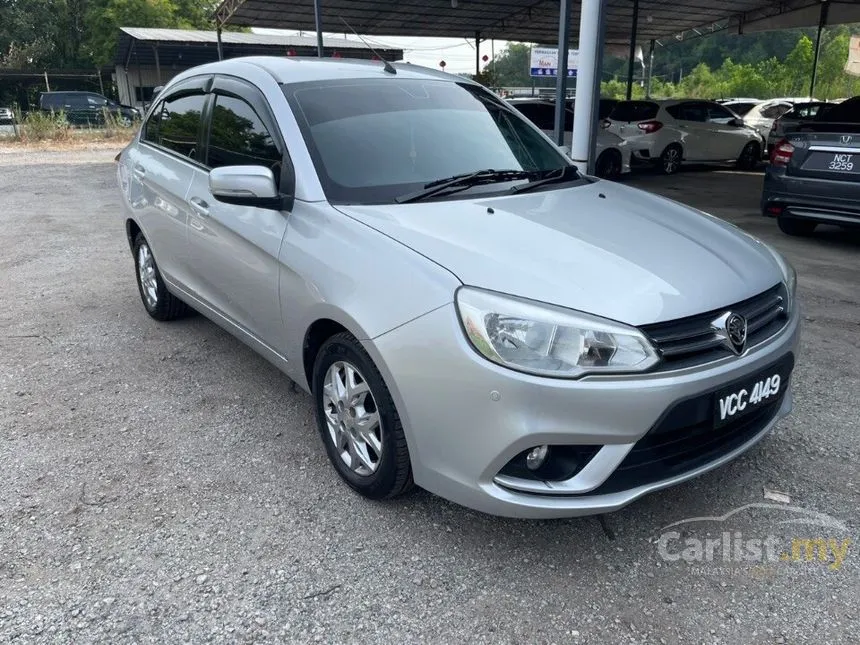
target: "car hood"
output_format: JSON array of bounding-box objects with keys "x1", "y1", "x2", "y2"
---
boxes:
[{"x1": 334, "y1": 182, "x2": 782, "y2": 326}]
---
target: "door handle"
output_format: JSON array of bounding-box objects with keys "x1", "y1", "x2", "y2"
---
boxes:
[
  {"x1": 132, "y1": 164, "x2": 146, "y2": 179},
  {"x1": 189, "y1": 196, "x2": 209, "y2": 218}
]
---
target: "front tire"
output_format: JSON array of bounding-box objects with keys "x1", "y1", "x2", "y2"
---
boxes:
[
  {"x1": 659, "y1": 144, "x2": 682, "y2": 175},
  {"x1": 312, "y1": 332, "x2": 413, "y2": 500},
  {"x1": 132, "y1": 232, "x2": 190, "y2": 321},
  {"x1": 777, "y1": 216, "x2": 817, "y2": 237}
]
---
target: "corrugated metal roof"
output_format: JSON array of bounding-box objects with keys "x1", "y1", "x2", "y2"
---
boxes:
[
  {"x1": 119, "y1": 27, "x2": 377, "y2": 50},
  {"x1": 213, "y1": 0, "x2": 854, "y2": 47}
]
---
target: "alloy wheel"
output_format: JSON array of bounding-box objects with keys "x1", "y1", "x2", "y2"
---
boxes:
[
  {"x1": 322, "y1": 361, "x2": 382, "y2": 476},
  {"x1": 137, "y1": 243, "x2": 158, "y2": 309},
  {"x1": 663, "y1": 147, "x2": 681, "y2": 174}
]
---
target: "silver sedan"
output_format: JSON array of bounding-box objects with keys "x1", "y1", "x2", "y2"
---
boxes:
[{"x1": 116, "y1": 57, "x2": 799, "y2": 518}]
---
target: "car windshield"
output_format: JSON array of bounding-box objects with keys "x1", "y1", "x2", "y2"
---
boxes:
[{"x1": 283, "y1": 78, "x2": 571, "y2": 204}]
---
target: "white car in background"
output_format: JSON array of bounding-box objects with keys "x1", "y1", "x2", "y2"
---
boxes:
[
  {"x1": 742, "y1": 97, "x2": 817, "y2": 140},
  {"x1": 603, "y1": 99, "x2": 763, "y2": 174},
  {"x1": 507, "y1": 98, "x2": 632, "y2": 180}
]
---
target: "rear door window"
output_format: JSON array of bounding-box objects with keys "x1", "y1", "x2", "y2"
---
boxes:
[
  {"x1": 669, "y1": 102, "x2": 707, "y2": 122},
  {"x1": 706, "y1": 103, "x2": 736, "y2": 124},
  {"x1": 156, "y1": 93, "x2": 206, "y2": 159},
  {"x1": 608, "y1": 101, "x2": 659, "y2": 122},
  {"x1": 142, "y1": 101, "x2": 163, "y2": 144}
]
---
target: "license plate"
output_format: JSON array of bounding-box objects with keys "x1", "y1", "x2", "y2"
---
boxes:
[
  {"x1": 713, "y1": 357, "x2": 793, "y2": 429},
  {"x1": 804, "y1": 152, "x2": 860, "y2": 174}
]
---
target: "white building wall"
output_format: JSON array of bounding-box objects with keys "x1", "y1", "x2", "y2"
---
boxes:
[{"x1": 114, "y1": 64, "x2": 189, "y2": 110}]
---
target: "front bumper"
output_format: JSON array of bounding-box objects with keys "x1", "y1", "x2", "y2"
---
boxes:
[
  {"x1": 762, "y1": 168, "x2": 860, "y2": 227},
  {"x1": 366, "y1": 302, "x2": 800, "y2": 519}
]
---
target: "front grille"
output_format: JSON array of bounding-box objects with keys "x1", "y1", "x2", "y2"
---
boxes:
[
  {"x1": 641, "y1": 284, "x2": 788, "y2": 371},
  {"x1": 586, "y1": 354, "x2": 793, "y2": 496}
]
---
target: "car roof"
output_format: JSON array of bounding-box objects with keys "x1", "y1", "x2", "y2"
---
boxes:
[{"x1": 170, "y1": 56, "x2": 471, "y2": 87}]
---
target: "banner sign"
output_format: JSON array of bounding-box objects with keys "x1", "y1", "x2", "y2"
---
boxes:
[
  {"x1": 845, "y1": 35, "x2": 860, "y2": 77},
  {"x1": 529, "y1": 47, "x2": 579, "y2": 78}
]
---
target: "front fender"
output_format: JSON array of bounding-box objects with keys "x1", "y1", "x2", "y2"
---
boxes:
[{"x1": 279, "y1": 202, "x2": 461, "y2": 385}]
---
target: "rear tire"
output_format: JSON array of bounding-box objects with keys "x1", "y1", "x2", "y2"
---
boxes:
[
  {"x1": 736, "y1": 142, "x2": 760, "y2": 171},
  {"x1": 312, "y1": 332, "x2": 413, "y2": 500},
  {"x1": 132, "y1": 232, "x2": 191, "y2": 321},
  {"x1": 777, "y1": 216, "x2": 817, "y2": 237},
  {"x1": 658, "y1": 144, "x2": 682, "y2": 175},
  {"x1": 595, "y1": 150, "x2": 622, "y2": 180}
]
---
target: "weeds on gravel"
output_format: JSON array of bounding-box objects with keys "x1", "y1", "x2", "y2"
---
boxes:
[
  {"x1": 16, "y1": 110, "x2": 72, "y2": 142},
  {"x1": 2, "y1": 108, "x2": 136, "y2": 148}
]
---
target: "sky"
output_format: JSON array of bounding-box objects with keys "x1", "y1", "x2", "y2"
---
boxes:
[{"x1": 254, "y1": 29, "x2": 512, "y2": 74}]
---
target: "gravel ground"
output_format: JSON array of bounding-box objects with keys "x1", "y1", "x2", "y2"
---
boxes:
[{"x1": 1, "y1": 150, "x2": 858, "y2": 644}]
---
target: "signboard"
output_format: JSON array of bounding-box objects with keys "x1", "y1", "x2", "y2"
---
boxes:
[
  {"x1": 846, "y1": 35, "x2": 860, "y2": 77},
  {"x1": 529, "y1": 47, "x2": 579, "y2": 78}
]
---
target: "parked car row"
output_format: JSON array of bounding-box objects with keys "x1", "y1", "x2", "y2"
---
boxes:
[
  {"x1": 0, "y1": 106, "x2": 15, "y2": 124},
  {"x1": 602, "y1": 99, "x2": 763, "y2": 174}
]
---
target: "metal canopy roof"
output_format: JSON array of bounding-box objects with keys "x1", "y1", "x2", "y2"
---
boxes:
[
  {"x1": 216, "y1": 0, "x2": 860, "y2": 48},
  {"x1": 114, "y1": 27, "x2": 403, "y2": 67}
]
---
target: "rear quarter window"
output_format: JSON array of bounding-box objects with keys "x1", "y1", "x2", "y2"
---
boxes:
[{"x1": 609, "y1": 101, "x2": 659, "y2": 122}]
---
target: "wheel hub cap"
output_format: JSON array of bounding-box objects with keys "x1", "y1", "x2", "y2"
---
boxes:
[
  {"x1": 137, "y1": 244, "x2": 158, "y2": 309},
  {"x1": 322, "y1": 361, "x2": 382, "y2": 476}
]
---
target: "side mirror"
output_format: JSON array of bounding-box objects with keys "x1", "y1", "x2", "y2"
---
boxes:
[
  {"x1": 729, "y1": 118, "x2": 744, "y2": 127},
  {"x1": 209, "y1": 165, "x2": 288, "y2": 210}
]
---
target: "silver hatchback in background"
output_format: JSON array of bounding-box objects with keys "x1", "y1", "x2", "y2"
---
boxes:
[{"x1": 116, "y1": 57, "x2": 799, "y2": 518}]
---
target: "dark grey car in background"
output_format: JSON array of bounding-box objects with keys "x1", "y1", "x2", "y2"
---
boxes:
[
  {"x1": 39, "y1": 91, "x2": 140, "y2": 126},
  {"x1": 763, "y1": 97, "x2": 860, "y2": 236}
]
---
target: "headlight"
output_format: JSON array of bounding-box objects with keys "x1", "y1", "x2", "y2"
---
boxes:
[
  {"x1": 762, "y1": 244, "x2": 797, "y2": 311},
  {"x1": 456, "y1": 287, "x2": 660, "y2": 379}
]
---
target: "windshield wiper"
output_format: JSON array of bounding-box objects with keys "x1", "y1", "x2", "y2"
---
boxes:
[
  {"x1": 509, "y1": 165, "x2": 582, "y2": 195},
  {"x1": 395, "y1": 169, "x2": 533, "y2": 204}
]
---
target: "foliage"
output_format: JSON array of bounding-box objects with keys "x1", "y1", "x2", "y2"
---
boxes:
[
  {"x1": 0, "y1": 0, "x2": 217, "y2": 69},
  {"x1": 482, "y1": 26, "x2": 860, "y2": 102}
]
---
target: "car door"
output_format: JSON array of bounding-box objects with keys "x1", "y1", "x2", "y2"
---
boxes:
[
  {"x1": 705, "y1": 102, "x2": 749, "y2": 159},
  {"x1": 184, "y1": 77, "x2": 290, "y2": 349},
  {"x1": 126, "y1": 77, "x2": 210, "y2": 290},
  {"x1": 668, "y1": 102, "x2": 710, "y2": 160}
]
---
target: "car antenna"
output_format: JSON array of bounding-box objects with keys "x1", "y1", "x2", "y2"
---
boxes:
[{"x1": 338, "y1": 16, "x2": 397, "y2": 74}]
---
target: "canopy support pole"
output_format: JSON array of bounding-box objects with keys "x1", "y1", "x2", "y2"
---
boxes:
[
  {"x1": 553, "y1": 0, "x2": 572, "y2": 146},
  {"x1": 314, "y1": 0, "x2": 324, "y2": 57},
  {"x1": 645, "y1": 39, "x2": 654, "y2": 97},
  {"x1": 626, "y1": 0, "x2": 639, "y2": 100},
  {"x1": 810, "y1": 0, "x2": 829, "y2": 97},
  {"x1": 153, "y1": 45, "x2": 162, "y2": 84},
  {"x1": 216, "y1": 26, "x2": 224, "y2": 60},
  {"x1": 572, "y1": 0, "x2": 606, "y2": 173},
  {"x1": 476, "y1": 32, "x2": 481, "y2": 76}
]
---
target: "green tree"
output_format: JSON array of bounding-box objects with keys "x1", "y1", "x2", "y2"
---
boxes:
[
  {"x1": 485, "y1": 43, "x2": 532, "y2": 87},
  {"x1": 84, "y1": 0, "x2": 181, "y2": 67}
]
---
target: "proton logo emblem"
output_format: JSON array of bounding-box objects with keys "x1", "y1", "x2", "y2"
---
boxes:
[
  {"x1": 726, "y1": 313, "x2": 748, "y2": 354},
  {"x1": 711, "y1": 312, "x2": 748, "y2": 355},
  {"x1": 841, "y1": 135, "x2": 853, "y2": 145}
]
